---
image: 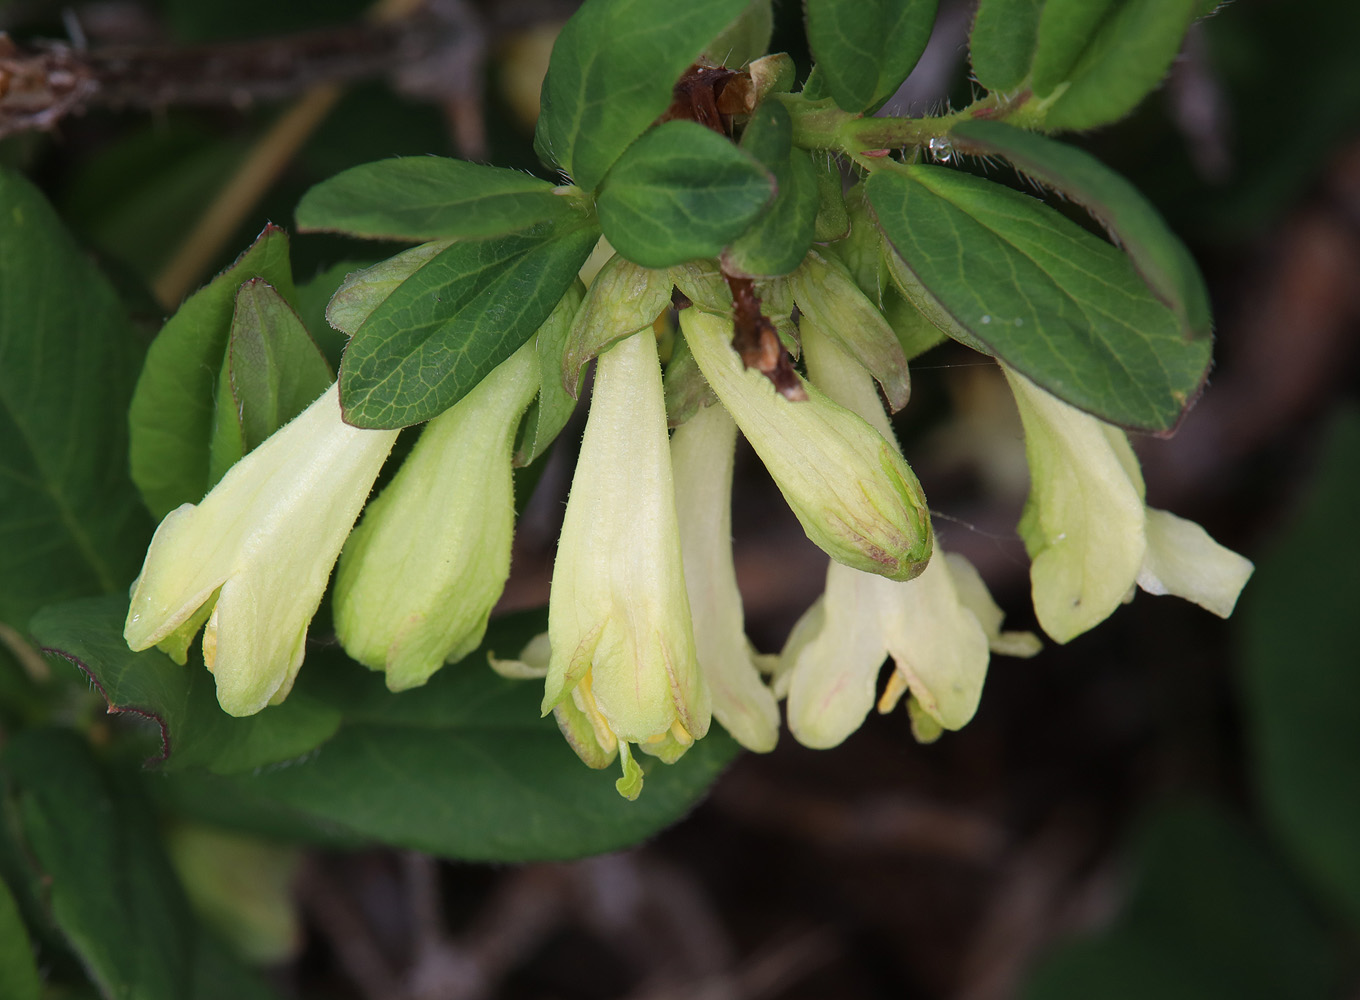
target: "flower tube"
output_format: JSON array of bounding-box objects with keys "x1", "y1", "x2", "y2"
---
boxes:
[
  {"x1": 543, "y1": 328, "x2": 711, "y2": 799},
  {"x1": 333, "y1": 340, "x2": 540, "y2": 691},
  {"x1": 1003, "y1": 365, "x2": 1254, "y2": 642},
  {"x1": 125, "y1": 383, "x2": 398, "y2": 715},
  {"x1": 671, "y1": 401, "x2": 779, "y2": 753},
  {"x1": 680, "y1": 308, "x2": 931, "y2": 582},
  {"x1": 779, "y1": 325, "x2": 1037, "y2": 748}
]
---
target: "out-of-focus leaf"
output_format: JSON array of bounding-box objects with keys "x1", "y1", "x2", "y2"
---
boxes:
[
  {"x1": 1023, "y1": 801, "x2": 1340, "y2": 1000},
  {"x1": 339, "y1": 222, "x2": 598, "y2": 429},
  {"x1": 868, "y1": 165, "x2": 1210, "y2": 432},
  {"x1": 596, "y1": 121, "x2": 774, "y2": 269},
  {"x1": 1030, "y1": 0, "x2": 1117, "y2": 96},
  {"x1": 951, "y1": 121, "x2": 1210, "y2": 338},
  {"x1": 3, "y1": 729, "x2": 285, "y2": 1000},
  {"x1": 1039, "y1": 0, "x2": 1199, "y2": 131},
  {"x1": 0, "y1": 169, "x2": 152, "y2": 631},
  {"x1": 804, "y1": 0, "x2": 939, "y2": 113},
  {"x1": 1240, "y1": 410, "x2": 1360, "y2": 932},
  {"x1": 129, "y1": 226, "x2": 296, "y2": 519},
  {"x1": 295, "y1": 158, "x2": 589, "y2": 241},
  {"x1": 534, "y1": 0, "x2": 753, "y2": 191},
  {"x1": 703, "y1": 0, "x2": 773, "y2": 67},
  {"x1": 31, "y1": 596, "x2": 341, "y2": 775},
  {"x1": 969, "y1": 0, "x2": 1042, "y2": 93},
  {"x1": 0, "y1": 876, "x2": 40, "y2": 1000},
  {"x1": 156, "y1": 612, "x2": 740, "y2": 862}
]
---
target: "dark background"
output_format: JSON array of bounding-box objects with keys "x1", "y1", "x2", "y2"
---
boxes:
[{"x1": 4, "y1": 0, "x2": 1359, "y2": 996}]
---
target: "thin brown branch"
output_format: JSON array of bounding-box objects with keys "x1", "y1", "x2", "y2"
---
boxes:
[{"x1": 0, "y1": 2, "x2": 469, "y2": 139}]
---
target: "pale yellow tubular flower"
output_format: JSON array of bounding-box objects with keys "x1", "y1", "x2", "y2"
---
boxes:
[
  {"x1": 1138, "y1": 508, "x2": 1254, "y2": 617},
  {"x1": 944, "y1": 553, "x2": 1044, "y2": 658},
  {"x1": 780, "y1": 326, "x2": 1002, "y2": 748},
  {"x1": 333, "y1": 340, "x2": 540, "y2": 691},
  {"x1": 487, "y1": 631, "x2": 551, "y2": 680},
  {"x1": 1002, "y1": 366, "x2": 1147, "y2": 643},
  {"x1": 124, "y1": 383, "x2": 398, "y2": 716},
  {"x1": 543, "y1": 329, "x2": 711, "y2": 799},
  {"x1": 680, "y1": 307, "x2": 931, "y2": 582},
  {"x1": 671, "y1": 401, "x2": 780, "y2": 753},
  {"x1": 1003, "y1": 364, "x2": 1254, "y2": 640}
]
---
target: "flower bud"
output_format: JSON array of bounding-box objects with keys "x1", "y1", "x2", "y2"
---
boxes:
[
  {"x1": 333, "y1": 341, "x2": 539, "y2": 691},
  {"x1": 681, "y1": 308, "x2": 931, "y2": 581}
]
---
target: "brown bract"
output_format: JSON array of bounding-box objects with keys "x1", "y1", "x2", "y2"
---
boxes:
[{"x1": 657, "y1": 61, "x2": 754, "y2": 137}]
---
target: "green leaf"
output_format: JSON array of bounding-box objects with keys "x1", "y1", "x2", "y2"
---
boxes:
[
  {"x1": 158, "y1": 612, "x2": 741, "y2": 862},
  {"x1": 970, "y1": 0, "x2": 1042, "y2": 93},
  {"x1": 831, "y1": 183, "x2": 945, "y2": 360},
  {"x1": 804, "y1": 0, "x2": 938, "y2": 112},
  {"x1": 324, "y1": 242, "x2": 451, "y2": 337},
  {"x1": 129, "y1": 226, "x2": 295, "y2": 520},
  {"x1": 534, "y1": 0, "x2": 753, "y2": 191},
  {"x1": 1030, "y1": 0, "x2": 1117, "y2": 96},
  {"x1": 813, "y1": 153, "x2": 850, "y2": 241},
  {"x1": 295, "y1": 157, "x2": 589, "y2": 241},
  {"x1": 885, "y1": 292, "x2": 947, "y2": 360},
  {"x1": 0, "y1": 169, "x2": 152, "y2": 631},
  {"x1": 951, "y1": 121, "x2": 1210, "y2": 338},
  {"x1": 724, "y1": 101, "x2": 820, "y2": 277},
  {"x1": 206, "y1": 279, "x2": 334, "y2": 486},
  {"x1": 3, "y1": 729, "x2": 286, "y2": 1000},
  {"x1": 703, "y1": 0, "x2": 773, "y2": 67},
  {"x1": 515, "y1": 280, "x2": 587, "y2": 468},
  {"x1": 595, "y1": 121, "x2": 774, "y2": 269},
  {"x1": 1040, "y1": 0, "x2": 1199, "y2": 131},
  {"x1": 1023, "y1": 801, "x2": 1341, "y2": 1000},
  {"x1": 1239, "y1": 410, "x2": 1360, "y2": 933},
  {"x1": 294, "y1": 260, "x2": 367, "y2": 369},
  {"x1": 867, "y1": 166, "x2": 1210, "y2": 432},
  {"x1": 0, "y1": 876, "x2": 40, "y2": 1000},
  {"x1": 31, "y1": 596, "x2": 341, "y2": 775},
  {"x1": 339, "y1": 222, "x2": 599, "y2": 429}
]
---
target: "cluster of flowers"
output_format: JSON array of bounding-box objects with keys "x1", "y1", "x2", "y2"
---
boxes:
[{"x1": 123, "y1": 246, "x2": 1253, "y2": 798}]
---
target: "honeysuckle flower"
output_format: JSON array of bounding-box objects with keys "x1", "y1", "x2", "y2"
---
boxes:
[
  {"x1": 332, "y1": 340, "x2": 540, "y2": 691},
  {"x1": 543, "y1": 327, "x2": 711, "y2": 799},
  {"x1": 671, "y1": 400, "x2": 780, "y2": 753},
  {"x1": 781, "y1": 553, "x2": 996, "y2": 748},
  {"x1": 679, "y1": 307, "x2": 932, "y2": 582},
  {"x1": 124, "y1": 383, "x2": 398, "y2": 715},
  {"x1": 1003, "y1": 365, "x2": 1254, "y2": 642},
  {"x1": 777, "y1": 325, "x2": 1037, "y2": 748}
]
